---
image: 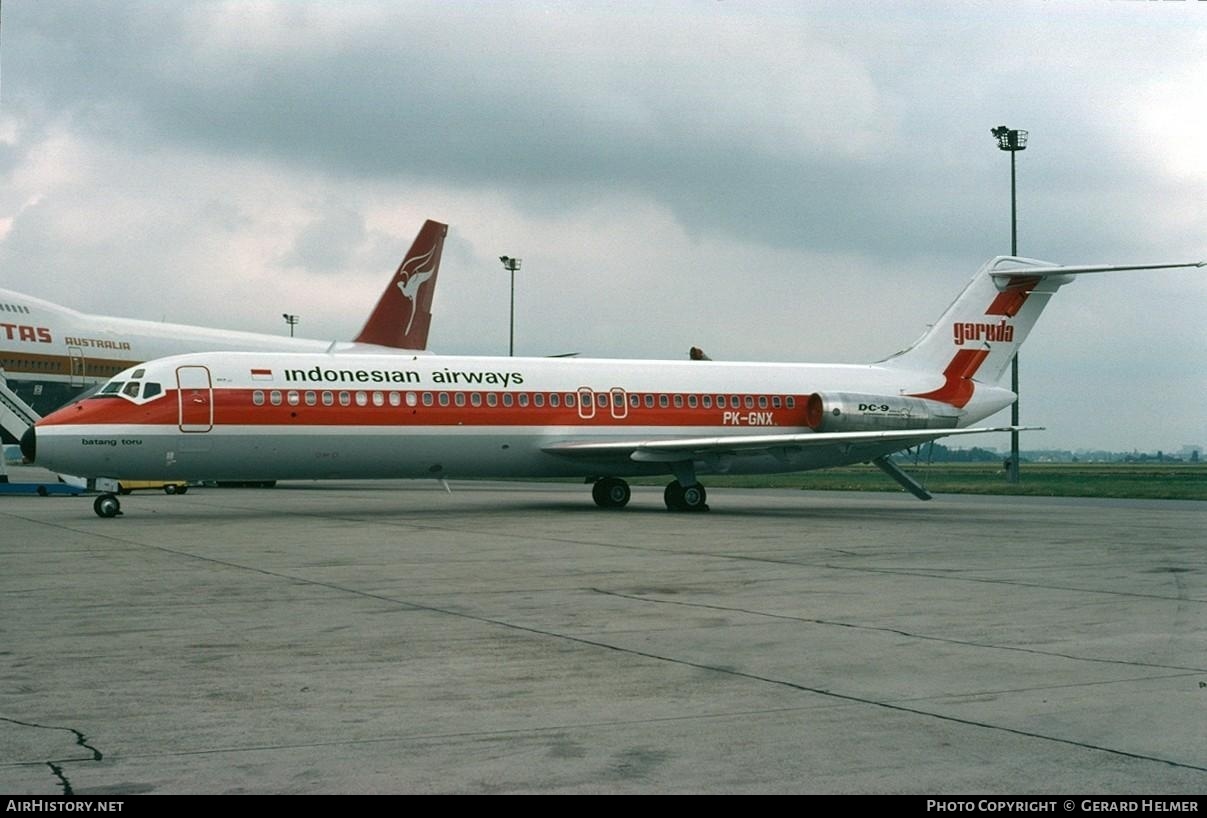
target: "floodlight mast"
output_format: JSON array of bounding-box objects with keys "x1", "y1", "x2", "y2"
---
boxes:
[
  {"x1": 991, "y1": 125, "x2": 1028, "y2": 484},
  {"x1": 499, "y1": 256, "x2": 522, "y2": 356}
]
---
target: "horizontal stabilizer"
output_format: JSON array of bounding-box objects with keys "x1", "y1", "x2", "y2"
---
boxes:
[{"x1": 991, "y1": 259, "x2": 1204, "y2": 285}]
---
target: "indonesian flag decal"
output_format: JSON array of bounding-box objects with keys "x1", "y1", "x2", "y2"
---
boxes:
[{"x1": 250, "y1": 368, "x2": 274, "y2": 381}]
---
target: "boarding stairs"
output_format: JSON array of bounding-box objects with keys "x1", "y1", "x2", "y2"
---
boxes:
[{"x1": 0, "y1": 373, "x2": 41, "y2": 483}]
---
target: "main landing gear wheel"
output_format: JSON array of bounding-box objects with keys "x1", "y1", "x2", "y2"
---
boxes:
[
  {"x1": 93, "y1": 493, "x2": 122, "y2": 518},
  {"x1": 664, "y1": 480, "x2": 708, "y2": 512},
  {"x1": 592, "y1": 477, "x2": 631, "y2": 509}
]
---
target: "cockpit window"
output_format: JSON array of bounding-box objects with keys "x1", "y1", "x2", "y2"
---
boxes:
[
  {"x1": 97, "y1": 378, "x2": 163, "y2": 402},
  {"x1": 132, "y1": 369, "x2": 146, "y2": 379}
]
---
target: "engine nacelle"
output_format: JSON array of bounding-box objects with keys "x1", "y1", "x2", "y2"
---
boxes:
[{"x1": 805, "y1": 392, "x2": 962, "y2": 433}]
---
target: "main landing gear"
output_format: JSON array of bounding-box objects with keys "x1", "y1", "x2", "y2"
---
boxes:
[
  {"x1": 590, "y1": 476, "x2": 710, "y2": 512},
  {"x1": 663, "y1": 480, "x2": 708, "y2": 512},
  {"x1": 591, "y1": 477, "x2": 631, "y2": 509},
  {"x1": 93, "y1": 493, "x2": 122, "y2": 518}
]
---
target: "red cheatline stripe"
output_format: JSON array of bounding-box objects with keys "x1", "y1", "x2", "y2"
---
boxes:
[
  {"x1": 907, "y1": 348, "x2": 989, "y2": 408},
  {"x1": 985, "y1": 275, "x2": 1041, "y2": 317},
  {"x1": 38, "y1": 389, "x2": 814, "y2": 429}
]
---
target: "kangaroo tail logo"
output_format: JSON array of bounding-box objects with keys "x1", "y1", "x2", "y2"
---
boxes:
[
  {"x1": 354, "y1": 220, "x2": 447, "y2": 350},
  {"x1": 396, "y1": 245, "x2": 438, "y2": 337}
]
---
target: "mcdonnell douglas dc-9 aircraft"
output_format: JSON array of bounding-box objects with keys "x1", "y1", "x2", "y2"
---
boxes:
[
  {"x1": 1, "y1": 220, "x2": 447, "y2": 443},
  {"x1": 23, "y1": 255, "x2": 1202, "y2": 517}
]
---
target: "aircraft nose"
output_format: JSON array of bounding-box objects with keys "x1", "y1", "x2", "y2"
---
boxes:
[{"x1": 20, "y1": 426, "x2": 36, "y2": 463}]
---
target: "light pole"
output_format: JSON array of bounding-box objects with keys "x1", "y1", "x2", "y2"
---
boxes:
[
  {"x1": 282, "y1": 313, "x2": 299, "y2": 338},
  {"x1": 499, "y1": 256, "x2": 521, "y2": 357},
  {"x1": 991, "y1": 125, "x2": 1027, "y2": 484}
]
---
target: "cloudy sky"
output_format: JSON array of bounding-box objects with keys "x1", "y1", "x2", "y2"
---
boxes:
[{"x1": 2, "y1": 1, "x2": 1204, "y2": 452}]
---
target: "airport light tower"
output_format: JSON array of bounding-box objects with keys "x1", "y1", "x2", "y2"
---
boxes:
[
  {"x1": 282, "y1": 313, "x2": 299, "y2": 338},
  {"x1": 991, "y1": 125, "x2": 1028, "y2": 484},
  {"x1": 499, "y1": 255, "x2": 521, "y2": 357}
]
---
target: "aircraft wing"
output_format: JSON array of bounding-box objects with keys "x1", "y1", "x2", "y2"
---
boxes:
[{"x1": 542, "y1": 425, "x2": 1038, "y2": 464}]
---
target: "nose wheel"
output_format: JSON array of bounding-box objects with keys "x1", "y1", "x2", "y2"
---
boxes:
[{"x1": 93, "y1": 493, "x2": 122, "y2": 518}]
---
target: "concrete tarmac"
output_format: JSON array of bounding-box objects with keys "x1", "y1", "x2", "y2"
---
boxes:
[{"x1": 2, "y1": 469, "x2": 1206, "y2": 794}]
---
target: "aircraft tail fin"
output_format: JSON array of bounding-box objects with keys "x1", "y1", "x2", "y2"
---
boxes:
[
  {"x1": 879, "y1": 256, "x2": 1204, "y2": 407},
  {"x1": 354, "y1": 220, "x2": 448, "y2": 349}
]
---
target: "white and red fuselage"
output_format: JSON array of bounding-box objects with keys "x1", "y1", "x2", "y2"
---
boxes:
[
  {"x1": 26, "y1": 254, "x2": 1202, "y2": 509},
  {"x1": 29, "y1": 350, "x2": 1015, "y2": 483}
]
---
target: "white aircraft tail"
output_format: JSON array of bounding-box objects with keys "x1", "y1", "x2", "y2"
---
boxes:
[{"x1": 880, "y1": 256, "x2": 1204, "y2": 408}]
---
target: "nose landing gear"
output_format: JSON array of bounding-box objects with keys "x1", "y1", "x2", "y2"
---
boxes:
[{"x1": 93, "y1": 493, "x2": 122, "y2": 518}]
